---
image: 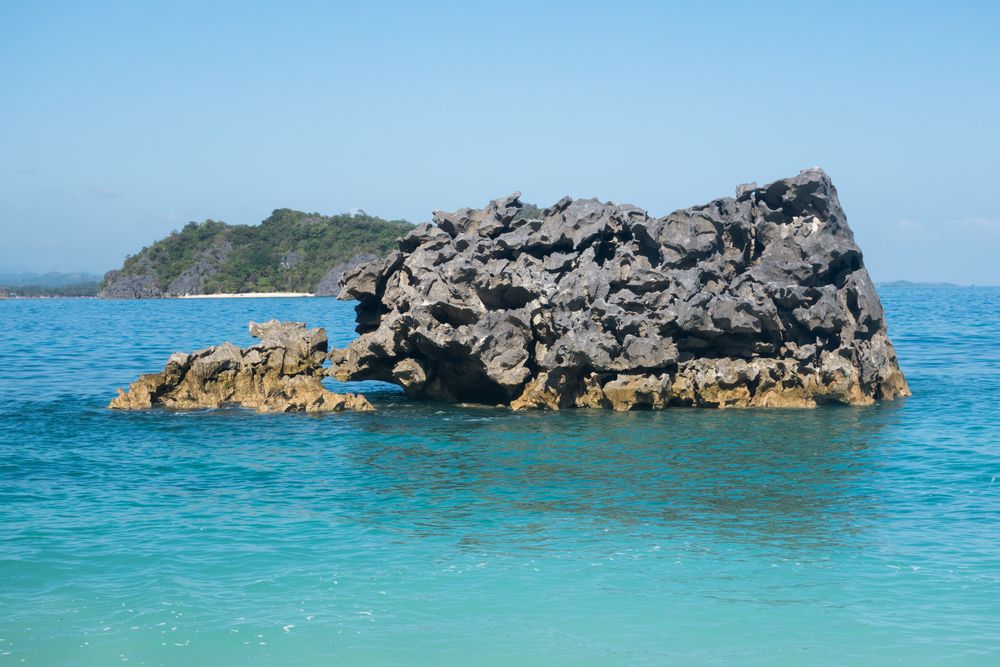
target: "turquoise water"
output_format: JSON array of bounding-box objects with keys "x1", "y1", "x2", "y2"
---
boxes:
[{"x1": 2, "y1": 286, "x2": 999, "y2": 665}]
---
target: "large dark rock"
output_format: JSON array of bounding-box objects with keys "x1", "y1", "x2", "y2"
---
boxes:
[{"x1": 330, "y1": 169, "x2": 909, "y2": 410}]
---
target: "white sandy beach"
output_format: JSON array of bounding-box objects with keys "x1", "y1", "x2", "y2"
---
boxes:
[{"x1": 177, "y1": 292, "x2": 315, "y2": 299}]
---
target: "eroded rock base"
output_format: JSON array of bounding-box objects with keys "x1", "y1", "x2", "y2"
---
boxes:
[{"x1": 510, "y1": 332, "x2": 908, "y2": 411}]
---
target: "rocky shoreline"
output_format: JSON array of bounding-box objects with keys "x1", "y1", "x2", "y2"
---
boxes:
[
  {"x1": 177, "y1": 292, "x2": 315, "y2": 298},
  {"x1": 111, "y1": 169, "x2": 909, "y2": 413},
  {"x1": 99, "y1": 256, "x2": 370, "y2": 299}
]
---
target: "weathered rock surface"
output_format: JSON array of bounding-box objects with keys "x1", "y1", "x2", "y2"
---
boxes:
[
  {"x1": 110, "y1": 320, "x2": 373, "y2": 412},
  {"x1": 331, "y1": 168, "x2": 909, "y2": 410},
  {"x1": 100, "y1": 256, "x2": 164, "y2": 299},
  {"x1": 314, "y1": 253, "x2": 380, "y2": 296},
  {"x1": 165, "y1": 241, "x2": 233, "y2": 295},
  {"x1": 99, "y1": 241, "x2": 232, "y2": 298}
]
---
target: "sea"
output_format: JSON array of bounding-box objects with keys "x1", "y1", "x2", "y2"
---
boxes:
[{"x1": 1, "y1": 284, "x2": 998, "y2": 665}]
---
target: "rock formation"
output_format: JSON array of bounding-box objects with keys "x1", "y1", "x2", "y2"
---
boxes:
[
  {"x1": 100, "y1": 256, "x2": 164, "y2": 299},
  {"x1": 314, "y1": 253, "x2": 380, "y2": 296},
  {"x1": 330, "y1": 168, "x2": 909, "y2": 410},
  {"x1": 110, "y1": 320, "x2": 373, "y2": 412}
]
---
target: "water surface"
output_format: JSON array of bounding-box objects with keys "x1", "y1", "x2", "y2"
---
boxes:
[{"x1": 1, "y1": 286, "x2": 999, "y2": 665}]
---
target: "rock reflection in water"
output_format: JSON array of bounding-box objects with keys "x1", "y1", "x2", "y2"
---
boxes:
[{"x1": 341, "y1": 401, "x2": 901, "y2": 552}]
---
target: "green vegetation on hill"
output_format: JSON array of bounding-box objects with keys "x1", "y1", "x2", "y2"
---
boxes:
[
  {"x1": 110, "y1": 209, "x2": 413, "y2": 295},
  {"x1": 121, "y1": 220, "x2": 230, "y2": 289},
  {"x1": 206, "y1": 209, "x2": 411, "y2": 293}
]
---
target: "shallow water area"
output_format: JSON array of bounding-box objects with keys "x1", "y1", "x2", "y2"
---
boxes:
[{"x1": 1, "y1": 286, "x2": 999, "y2": 665}]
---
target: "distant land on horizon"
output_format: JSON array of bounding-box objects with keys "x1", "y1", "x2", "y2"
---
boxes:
[
  {"x1": 2, "y1": 242, "x2": 996, "y2": 299},
  {"x1": 877, "y1": 279, "x2": 993, "y2": 288},
  {"x1": 0, "y1": 271, "x2": 103, "y2": 287},
  {"x1": 0, "y1": 271, "x2": 103, "y2": 298},
  {"x1": 1, "y1": 273, "x2": 993, "y2": 299}
]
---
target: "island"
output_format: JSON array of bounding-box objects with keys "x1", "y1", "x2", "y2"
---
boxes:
[{"x1": 99, "y1": 209, "x2": 413, "y2": 298}]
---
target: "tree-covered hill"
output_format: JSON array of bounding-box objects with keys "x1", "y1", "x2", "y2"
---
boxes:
[{"x1": 101, "y1": 209, "x2": 413, "y2": 298}]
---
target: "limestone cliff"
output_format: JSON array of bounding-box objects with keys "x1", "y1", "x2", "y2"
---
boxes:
[{"x1": 330, "y1": 169, "x2": 909, "y2": 410}]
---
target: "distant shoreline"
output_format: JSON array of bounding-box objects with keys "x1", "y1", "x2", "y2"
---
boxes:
[
  {"x1": 4, "y1": 282, "x2": 999, "y2": 301},
  {"x1": 1, "y1": 292, "x2": 328, "y2": 300},
  {"x1": 177, "y1": 292, "x2": 315, "y2": 299}
]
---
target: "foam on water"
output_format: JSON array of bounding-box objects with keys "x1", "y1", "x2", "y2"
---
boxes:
[{"x1": 1, "y1": 287, "x2": 999, "y2": 665}]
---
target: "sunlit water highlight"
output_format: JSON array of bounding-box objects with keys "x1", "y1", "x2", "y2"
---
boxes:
[{"x1": 1, "y1": 285, "x2": 999, "y2": 665}]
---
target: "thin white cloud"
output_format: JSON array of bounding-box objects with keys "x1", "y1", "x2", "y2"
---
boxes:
[
  {"x1": 89, "y1": 187, "x2": 118, "y2": 199},
  {"x1": 895, "y1": 216, "x2": 1000, "y2": 239},
  {"x1": 957, "y1": 216, "x2": 1000, "y2": 234}
]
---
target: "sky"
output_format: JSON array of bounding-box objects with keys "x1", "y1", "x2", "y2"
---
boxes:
[{"x1": 1, "y1": 1, "x2": 998, "y2": 283}]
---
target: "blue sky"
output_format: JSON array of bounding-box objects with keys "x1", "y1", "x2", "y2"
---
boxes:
[{"x1": 1, "y1": 1, "x2": 998, "y2": 283}]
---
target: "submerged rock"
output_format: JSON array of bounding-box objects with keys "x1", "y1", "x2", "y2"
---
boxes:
[
  {"x1": 110, "y1": 320, "x2": 373, "y2": 412},
  {"x1": 331, "y1": 168, "x2": 909, "y2": 410}
]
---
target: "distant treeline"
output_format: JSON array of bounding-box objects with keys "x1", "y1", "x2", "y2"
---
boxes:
[
  {"x1": 0, "y1": 271, "x2": 102, "y2": 287},
  {"x1": 1, "y1": 282, "x2": 101, "y2": 298}
]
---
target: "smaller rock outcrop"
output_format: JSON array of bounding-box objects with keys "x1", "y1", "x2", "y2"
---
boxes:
[{"x1": 109, "y1": 320, "x2": 373, "y2": 412}]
